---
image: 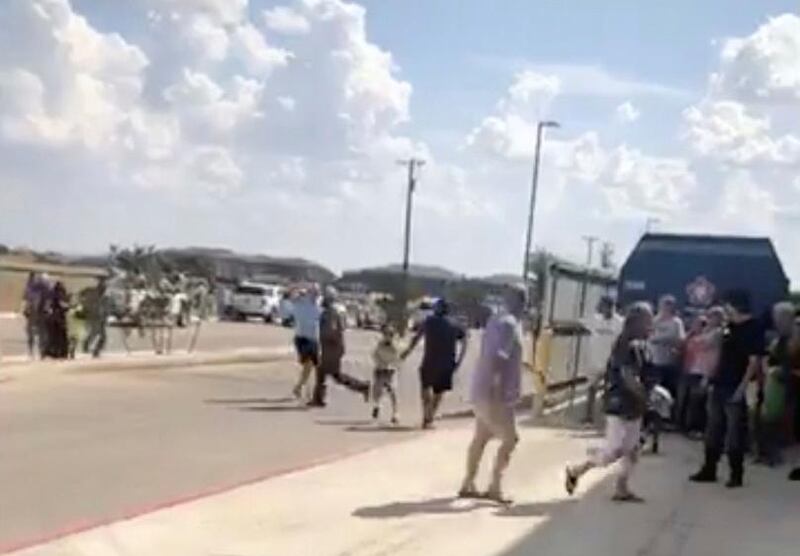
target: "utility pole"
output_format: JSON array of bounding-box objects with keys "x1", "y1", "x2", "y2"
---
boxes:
[
  {"x1": 397, "y1": 158, "x2": 425, "y2": 333},
  {"x1": 574, "y1": 235, "x2": 598, "y2": 318}
]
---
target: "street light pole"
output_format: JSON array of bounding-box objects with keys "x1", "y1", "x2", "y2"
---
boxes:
[
  {"x1": 522, "y1": 120, "x2": 560, "y2": 284},
  {"x1": 398, "y1": 158, "x2": 425, "y2": 333}
]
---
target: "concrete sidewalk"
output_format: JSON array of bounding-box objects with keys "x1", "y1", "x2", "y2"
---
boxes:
[{"x1": 9, "y1": 419, "x2": 799, "y2": 556}]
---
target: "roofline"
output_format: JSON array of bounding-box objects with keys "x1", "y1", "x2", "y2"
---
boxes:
[
  {"x1": 622, "y1": 232, "x2": 789, "y2": 285},
  {"x1": 641, "y1": 232, "x2": 772, "y2": 243}
]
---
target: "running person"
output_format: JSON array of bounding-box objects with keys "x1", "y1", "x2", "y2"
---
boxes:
[
  {"x1": 371, "y1": 324, "x2": 401, "y2": 424},
  {"x1": 309, "y1": 287, "x2": 370, "y2": 407},
  {"x1": 402, "y1": 298, "x2": 468, "y2": 429},
  {"x1": 291, "y1": 287, "x2": 322, "y2": 401},
  {"x1": 565, "y1": 302, "x2": 653, "y2": 502}
]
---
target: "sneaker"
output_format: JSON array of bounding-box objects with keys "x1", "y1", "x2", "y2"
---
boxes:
[
  {"x1": 789, "y1": 468, "x2": 800, "y2": 481},
  {"x1": 565, "y1": 467, "x2": 579, "y2": 496},
  {"x1": 371, "y1": 407, "x2": 379, "y2": 420},
  {"x1": 689, "y1": 468, "x2": 717, "y2": 483},
  {"x1": 390, "y1": 415, "x2": 399, "y2": 425},
  {"x1": 306, "y1": 400, "x2": 326, "y2": 408}
]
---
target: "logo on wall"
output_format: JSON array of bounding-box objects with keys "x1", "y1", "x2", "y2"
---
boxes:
[{"x1": 686, "y1": 276, "x2": 716, "y2": 307}]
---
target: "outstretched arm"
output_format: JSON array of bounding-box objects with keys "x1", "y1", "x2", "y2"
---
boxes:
[{"x1": 401, "y1": 328, "x2": 423, "y2": 360}]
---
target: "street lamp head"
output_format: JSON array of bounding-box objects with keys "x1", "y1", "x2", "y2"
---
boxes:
[{"x1": 540, "y1": 120, "x2": 560, "y2": 129}]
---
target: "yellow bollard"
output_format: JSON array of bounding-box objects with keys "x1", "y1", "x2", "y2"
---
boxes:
[{"x1": 529, "y1": 327, "x2": 553, "y2": 421}]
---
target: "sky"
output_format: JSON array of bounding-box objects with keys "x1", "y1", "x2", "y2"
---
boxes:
[{"x1": 2, "y1": 0, "x2": 800, "y2": 280}]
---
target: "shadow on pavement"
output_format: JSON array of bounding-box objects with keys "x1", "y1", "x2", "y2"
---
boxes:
[
  {"x1": 238, "y1": 405, "x2": 309, "y2": 413},
  {"x1": 345, "y1": 424, "x2": 417, "y2": 433},
  {"x1": 315, "y1": 418, "x2": 373, "y2": 426},
  {"x1": 205, "y1": 396, "x2": 295, "y2": 404},
  {"x1": 353, "y1": 496, "x2": 495, "y2": 518}
]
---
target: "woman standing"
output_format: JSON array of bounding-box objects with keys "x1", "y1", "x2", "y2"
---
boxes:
[
  {"x1": 565, "y1": 302, "x2": 653, "y2": 502},
  {"x1": 44, "y1": 281, "x2": 70, "y2": 359}
]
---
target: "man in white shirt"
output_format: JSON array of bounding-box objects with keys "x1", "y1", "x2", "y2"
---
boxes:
[
  {"x1": 458, "y1": 284, "x2": 525, "y2": 505},
  {"x1": 582, "y1": 296, "x2": 624, "y2": 423}
]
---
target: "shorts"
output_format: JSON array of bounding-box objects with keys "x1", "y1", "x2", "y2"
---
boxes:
[
  {"x1": 473, "y1": 400, "x2": 518, "y2": 443},
  {"x1": 293, "y1": 336, "x2": 319, "y2": 366},
  {"x1": 419, "y1": 365, "x2": 454, "y2": 394}
]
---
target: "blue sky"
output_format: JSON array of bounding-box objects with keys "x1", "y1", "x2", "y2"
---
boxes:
[{"x1": 2, "y1": 0, "x2": 800, "y2": 279}]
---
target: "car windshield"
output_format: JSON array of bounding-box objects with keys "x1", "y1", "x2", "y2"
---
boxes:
[{"x1": 236, "y1": 286, "x2": 266, "y2": 296}]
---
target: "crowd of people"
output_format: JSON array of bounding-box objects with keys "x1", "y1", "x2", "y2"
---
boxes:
[
  {"x1": 566, "y1": 289, "x2": 800, "y2": 504},
  {"x1": 21, "y1": 272, "x2": 109, "y2": 361}
]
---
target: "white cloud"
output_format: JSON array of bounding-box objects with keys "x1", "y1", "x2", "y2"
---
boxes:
[
  {"x1": 711, "y1": 14, "x2": 800, "y2": 104},
  {"x1": 466, "y1": 71, "x2": 560, "y2": 160},
  {"x1": 683, "y1": 100, "x2": 800, "y2": 166},
  {"x1": 615, "y1": 101, "x2": 640, "y2": 123},
  {"x1": 472, "y1": 57, "x2": 689, "y2": 99},
  {"x1": 264, "y1": 6, "x2": 311, "y2": 35}
]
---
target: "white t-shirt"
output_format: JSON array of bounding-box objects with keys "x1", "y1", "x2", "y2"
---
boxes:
[{"x1": 582, "y1": 312, "x2": 624, "y2": 373}]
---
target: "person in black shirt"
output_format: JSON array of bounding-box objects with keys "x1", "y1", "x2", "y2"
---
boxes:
[
  {"x1": 690, "y1": 290, "x2": 765, "y2": 488},
  {"x1": 401, "y1": 298, "x2": 468, "y2": 429}
]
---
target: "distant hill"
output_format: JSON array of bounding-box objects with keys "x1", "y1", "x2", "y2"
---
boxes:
[
  {"x1": 345, "y1": 263, "x2": 461, "y2": 281},
  {"x1": 45, "y1": 246, "x2": 336, "y2": 285}
]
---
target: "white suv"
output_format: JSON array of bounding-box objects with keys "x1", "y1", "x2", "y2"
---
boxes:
[{"x1": 229, "y1": 283, "x2": 283, "y2": 323}]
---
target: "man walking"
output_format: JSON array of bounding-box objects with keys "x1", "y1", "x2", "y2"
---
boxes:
[
  {"x1": 83, "y1": 277, "x2": 109, "y2": 358},
  {"x1": 690, "y1": 290, "x2": 765, "y2": 488},
  {"x1": 402, "y1": 298, "x2": 468, "y2": 429},
  {"x1": 582, "y1": 295, "x2": 624, "y2": 424},
  {"x1": 459, "y1": 285, "x2": 525, "y2": 504},
  {"x1": 309, "y1": 287, "x2": 370, "y2": 407}
]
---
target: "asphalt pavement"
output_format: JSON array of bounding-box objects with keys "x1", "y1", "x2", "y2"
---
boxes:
[{"x1": 0, "y1": 328, "x2": 484, "y2": 553}]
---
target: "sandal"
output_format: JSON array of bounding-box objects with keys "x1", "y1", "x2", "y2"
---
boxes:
[
  {"x1": 483, "y1": 490, "x2": 513, "y2": 506},
  {"x1": 565, "y1": 467, "x2": 578, "y2": 496}
]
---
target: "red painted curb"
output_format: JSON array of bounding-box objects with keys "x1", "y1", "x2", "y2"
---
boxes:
[{"x1": 0, "y1": 444, "x2": 381, "y2": 555}]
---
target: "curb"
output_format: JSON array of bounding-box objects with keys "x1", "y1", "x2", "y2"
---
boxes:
[{"x1": 0, "y1": 349, "x2": 294, "y2": 377}]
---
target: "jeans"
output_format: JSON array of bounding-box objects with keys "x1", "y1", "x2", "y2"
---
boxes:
[
  {"x1": 677, "y1": 374, "x2": 706, "y2": 432},
  {"x1": 311, "y1": 350, "x2": 369, "y2": 404},
  {"x1": 703, "y1": 390, "x2": 748, "y2": 479}
]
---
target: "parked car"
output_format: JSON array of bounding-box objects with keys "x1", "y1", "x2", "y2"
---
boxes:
[{"x1": 229, "y1": 283, "x2": 283, "y2": 323}]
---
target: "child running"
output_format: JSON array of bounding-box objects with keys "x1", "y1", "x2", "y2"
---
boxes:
[
  {"x1": 565, "y1": 302, "x2": 653, "y2": 503},
  {"x1": 371, "y1": 324, "x2": 401, "y2": 424}
]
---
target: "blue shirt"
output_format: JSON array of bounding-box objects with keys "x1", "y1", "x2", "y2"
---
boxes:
[{"x1": 292, "y1": 296, "x2": 321, "y2": 341}]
